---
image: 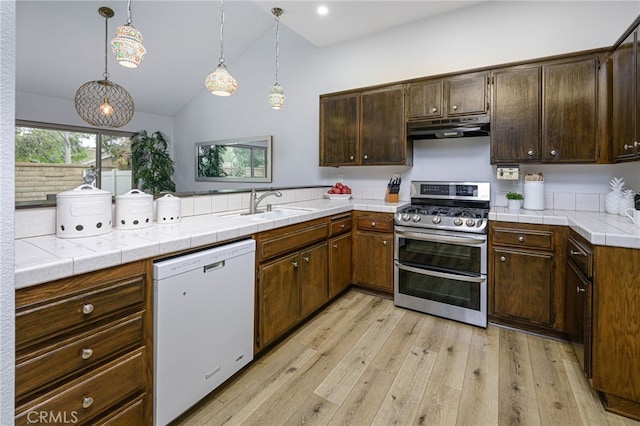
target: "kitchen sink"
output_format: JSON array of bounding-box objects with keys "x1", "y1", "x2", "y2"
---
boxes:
[{"x1": 224, "y1": 206, "x2": 315, "y2": 221}]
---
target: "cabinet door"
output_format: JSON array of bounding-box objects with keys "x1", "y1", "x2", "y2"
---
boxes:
[
  {"x1": 491, "y1": 66, "x2": 541, "y2": 163},
  {"x1": 565, "y1": 261, "x2": 591, "y2": 377},
  {"x1": 299, "y1": 243, "x2": 329, "y2": 319},
  {"x1": 354, "y1": 231, "x2": 393, "y2": 292},
  {"x1": 329, "y1": 233, "x2": 352, "y2": 298},
  {"x1": 319, "y1": 93, "x2": 360, "y2": 166},
  {"x1": 492, "y1": 248, "x2": 554, "y2": 326},
  {"x1": 543, "y1": 57, "x2": 598, "y2": 162},
  {"x1": 407, "y1": 79, "x2": 443, "y2": 119},
  {"x1": 360, "y1": 85, "x2": 406, "y2": 164},
  {"x1": 612, "y1": 31, "x2": 637, "y2": 160},
  {"x1": 258, "y1": 254, "x2": 299, "y2": 348},
  {"x1": 446, "y1": 72, "x2": 488, "y2": 116}
]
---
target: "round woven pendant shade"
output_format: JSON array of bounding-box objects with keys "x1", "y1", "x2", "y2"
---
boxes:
[{"x1": 74, "y1": 79, "x2": 135, "y2": 128}]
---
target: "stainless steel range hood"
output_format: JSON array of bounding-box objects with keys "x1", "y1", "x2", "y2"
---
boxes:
[{"x1": 407, "y1": 116, "x2": 490, "y2": 139}]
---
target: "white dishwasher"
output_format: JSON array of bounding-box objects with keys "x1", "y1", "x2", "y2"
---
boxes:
[{"x1": 153, "y1": 239, "x2": 255, "y2": 425}]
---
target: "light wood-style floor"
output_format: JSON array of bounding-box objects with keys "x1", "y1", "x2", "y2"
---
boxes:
[{"x1": 174, "y1": 291, "x2": 640, "y2": 426}]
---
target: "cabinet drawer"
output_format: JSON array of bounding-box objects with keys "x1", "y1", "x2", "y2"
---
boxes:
[
  {"x1": 492, "y1": 228, "x2": 553, "y2": 250},
  {"x1": 15, "y1": 349, "x2": 145, "y2": 426},
  {"x1": 94, "y1": 395, "x2": 145, "y2": 425},
  {"x1": 16, "y1": 276, "x2": 145, "y2": 348},
  {"x1": 330, "y1": 215, "x2": 352, "y2": 236},
  {"x1": 258, "y1": 222, "x2": 329, "y2": 261},
  {"x1": 16, "y1": 314, "x2": 144, "y2": 401},
  {"x1": 356, "y1": 215, "x2": 394, "y2": 232},
  {"x1": 567, "y1": 236, "x2": 593, "y2": 279}
]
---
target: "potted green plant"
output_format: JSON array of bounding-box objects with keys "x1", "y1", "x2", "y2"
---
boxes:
[
  {"x1": 506, "y1": 192, "x2": 524, "y2": 211},
  {"x1": 130, "y1": 130, "x2": 176, "y2": 194}
]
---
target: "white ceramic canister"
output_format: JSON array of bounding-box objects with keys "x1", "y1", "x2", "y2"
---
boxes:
[
  {"x1": 523, "y1": 181, "x2": 545, "y2": 210},
  {"x1": 156, "y1": 194, "x2": 181, "y2": 224},
  {"x1": 56, "y1": 184, "x2": 113, "y2": 238},
  {"x1": 115, "y1": 189, "x2": 153, "y2": 229}
]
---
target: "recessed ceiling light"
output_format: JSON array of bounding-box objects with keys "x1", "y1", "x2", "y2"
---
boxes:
[{"x1": 317, "y1": 5, "x2": 329, "y2": 16}]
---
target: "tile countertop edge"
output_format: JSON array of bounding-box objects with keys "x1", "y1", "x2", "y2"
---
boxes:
[
  {"x1": 489, "y1": 207, "x2": 640, "y2": 249},
  {"x1": 14, "y1": 198, "x2": 410, "y2": 289}
]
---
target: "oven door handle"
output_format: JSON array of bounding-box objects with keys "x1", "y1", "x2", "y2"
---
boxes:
[
  {"x1": 395, "y1": 262, "x2": 487, "y2": 284},
  {"x1": 395, "y1": 229, "x2": 486, "y2": 246}
]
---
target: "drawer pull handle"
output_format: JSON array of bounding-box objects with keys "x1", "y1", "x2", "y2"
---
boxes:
[
  {"x1": 371, "y1": 222, "x2": 376, "y2": 227},
  {"x1": 82, "y1": 396, "x2": 94, "y2": 409},
  {"x1": 382, "y1": 240, "x2": 388, "y2": 246},
  {"x1": 340, "y1": 224, "x2": 345, "y2": 229},
  {"x1": 363, "y1": 155, "x2": 368, "y2": 160},
  {"x1": 431, "y1": 107, "x2": 437, "y2": 113},
  {"x1": 550, "y1": 149, "x2": 558, "y2": 157},
  {"x1": 518, "y1": 236, "x2": 524, "y2": 242},
  {"x1": 577, "y1": 286, "x2": 585, "y2": 293},
  {"x1": 349, "y1": 155, "x2": 354, "y2": 161},
  {"x1": 527, "y1": 150, "x2": 534, "y2": 156},
  {"x1": 303, "y1": 256, "x2": 310, "y2": 263},
  {"x1": 452, "y1": 105, "x2": 458, "y2": 111},
  {"x1": 82, "y1": 304, "x2": 94, "y2": 315},
  {"x1": 292, "y1": 261, "x2": 298, "y2": 268},
  {"x1": 500, "y1": 256, "x2": 506, "y2": 262},
  {"x1": 81, "y1": 348, "x2": 94, "y2": 360},
  {"x1": 333, "y1": 244, "x2": 338, "y2": 249},
  {"x1": 570, "y1": 250, "x2": 586, "y2": 257}
]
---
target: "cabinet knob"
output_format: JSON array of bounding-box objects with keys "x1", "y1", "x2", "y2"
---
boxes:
[
  {"x1": 527, "y1": 150, "x2": 534, "y2": 157},
  {"x1": 635, "y1": 141, "x2": 639, "y2": 147},
  {"x1": 371, "y1": 222, "x2": 376, "y2": 227},
  {"x1": 577, "y1": 286, "x2": 586, "y2": 293},
  {"x1": 452, "y1": 105, "x2": 458, "y2": 111},
  {"x1": 431, "y1": 107, "x2": 437, "y2": 113},
  {"x1": 518, "y1": 236, "x2": 525, "y2": 242},
  {"x1": 292, "y1": 261, "x2": 298, "y2": 268},
  {"x1": 382, "y1": 240, "x2": 388, "y2": 246},
  {"x1": 82, "y1": 396, "x2": 94, "y2": 409},
  {"x1": 303, "y1": 256, "x2": 310, "y2": 263},
  {"x1": 550, "y1": 150, "x2": 558, "y2": 156},
  {"x1": 570, "y1": 249, "x2": 585, "y2": 257},
  {"x1": 81, "y1": 348, "x2": 94, "y2": 360},
  {"x1": 340, "y1": 224, "x2": 345, "y2": 229},
  {"x1": 363, "y1": 155, "x2": 368, "y2": 160},
  {"x1": 349, "y1": 155, "x2": 354, "y2": 160},
  {"x1": 624, "y1": 143, "x2": 633, "y2": 151},
  {"x1": 500, "y1": 256, "x2": 506, "y2": 262},
  {"x1": 333, "y1": 244, "x2": 338, "y2": 249},
  {"x1": 82, "y1": 303, "x2": 94, "y2": 315}
]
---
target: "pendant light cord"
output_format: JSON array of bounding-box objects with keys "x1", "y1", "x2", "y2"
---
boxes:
[
  {"x1": 127, "y1": 0, "x2": 133, "y2": 25},
  {"x1": 219, "y1": 0, "x2": 225, "y2": 64},
  {"x1": 103, "y1": 12, "x2": 109, "y2": 80},
  {"x1": 274, "y1": 13, "x2": 280, "y2": 84}
]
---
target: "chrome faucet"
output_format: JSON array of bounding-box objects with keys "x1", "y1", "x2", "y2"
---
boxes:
[{"x1": 249, "y1": 188, "x2": 283, "y2": 214}]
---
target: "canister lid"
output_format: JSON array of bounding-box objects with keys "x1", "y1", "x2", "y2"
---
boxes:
[{"x1": 56, "y1": 184, "x2": 112, "y2": 199}]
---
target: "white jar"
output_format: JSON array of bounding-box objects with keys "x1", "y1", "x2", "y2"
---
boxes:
[
  {"x1": 115, "y1": 189, "x2": 153, "y2": 229},
  {"x1": 56, "y1": 184, "x2": 113, "y2": 238},
  {"x1": 156, "y1": 194, "x2": 181, "y2": 224},
  {"x1": 523, "y1": 181, "x2": 545, "y2": 210}
]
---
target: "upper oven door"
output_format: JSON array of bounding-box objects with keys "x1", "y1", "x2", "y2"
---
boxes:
[{"x1": 395, "y1": 226, "x2": 487, "y2": 276}]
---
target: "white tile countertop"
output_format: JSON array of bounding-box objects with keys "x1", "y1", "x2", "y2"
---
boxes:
[
  {"x1": 14, "y1": 198, "x2": 410, "y2": 289},
  {"x1": 490, "y1": 207, "x2": 640, "y2": 249}
]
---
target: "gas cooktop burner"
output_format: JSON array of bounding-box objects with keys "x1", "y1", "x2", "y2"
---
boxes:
[{"x1": 395, "y1": 181, "x2": 491, "y2": 233}]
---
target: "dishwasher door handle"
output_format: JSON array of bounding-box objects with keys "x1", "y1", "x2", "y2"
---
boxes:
[{"x1": 203, "y1": 260, "x2": 225, "y2": 273}]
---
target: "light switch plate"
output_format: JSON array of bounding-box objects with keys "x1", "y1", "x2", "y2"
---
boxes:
[{"x1": 497, "y1": 167, "x2": 519, "y2": 180}]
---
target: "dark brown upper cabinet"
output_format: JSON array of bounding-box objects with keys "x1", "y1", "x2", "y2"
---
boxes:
[
  {"x1": 407, "y1": 72, "x2": 489, "y2": 120},
  {"x1": 491, "y1": 54, "x2": 602, "y2": 164},
  {"x1": 320, "y1": 84, "x2": 410, "y2": 166},
  {"x1": 612, "y1": 25, "x2": 640, "y2": 161}
]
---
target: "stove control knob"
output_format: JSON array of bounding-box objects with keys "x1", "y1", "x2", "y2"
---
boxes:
[
  {"x1": 402, "y1": 213, "x2": 411, "y2": 222},
  {"x1": 454, "y1": 218, "x2": 463, "y2": 226},
  {"x1": 432, "y1": 216, "x2": 441, "y2": 224},
  {"x1": 466, "y1": 218, "x2": 476, "y2": 227},
  {"x1": 412, "y1": 214, "x2": 421, "y2": 222}
]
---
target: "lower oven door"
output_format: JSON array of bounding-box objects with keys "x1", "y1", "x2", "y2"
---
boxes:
[{"x1": 394, "y1": 227, "x2": 487, "y2": 327}]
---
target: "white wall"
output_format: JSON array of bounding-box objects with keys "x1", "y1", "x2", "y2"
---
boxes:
[
  {"x1": 0, "y1": 1, "x2": 15, "y2": 422},
  {"x1": 173, "y1": 1, "x2": 640, "y2": 199}
]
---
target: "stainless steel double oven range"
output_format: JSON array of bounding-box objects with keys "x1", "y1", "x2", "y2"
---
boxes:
[{"x1": 394, "y1": 181, "x2": 490, "y2": 327}]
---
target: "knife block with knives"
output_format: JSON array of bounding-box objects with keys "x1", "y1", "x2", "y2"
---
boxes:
[{"x1": 385, "y1": 177, "x2": 401, "y2": 203}]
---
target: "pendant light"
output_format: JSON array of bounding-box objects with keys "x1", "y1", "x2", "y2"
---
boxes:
[
  {"x1": 75, "y1": 7, "x2": 135, "y2": 128},
  {"x1": 268, "y1": 8, "x2": 285, "y2": 109},
  {"x1": 110, "y1": 0, "x2": 146, "y2": 68},
  {"x1": 205, "y1": 0, "x2": 238, "y2": 96}
]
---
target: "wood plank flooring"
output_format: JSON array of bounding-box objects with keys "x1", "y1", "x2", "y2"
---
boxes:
[{"x1": 173, "y1": 291, "x2": 640, "y2": 426}]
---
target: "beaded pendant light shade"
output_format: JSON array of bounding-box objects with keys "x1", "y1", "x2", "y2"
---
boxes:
[
  {"x1": 110, "y1": 0, "x2": 146, "y2": 68},
  {"x1": 205, "y1": 0, "x2": 238, "y2": 96},
  {"x1": 268, "y1": 8, "x2": 285, "y2": 109},
  {"x1": 75, "y1": 7, "x2": 135, "y2": 128}
]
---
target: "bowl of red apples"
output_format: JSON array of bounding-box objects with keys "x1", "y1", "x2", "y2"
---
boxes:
[{"x1": 324, "y1": 182, "x2": 352, "y2": 200}]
